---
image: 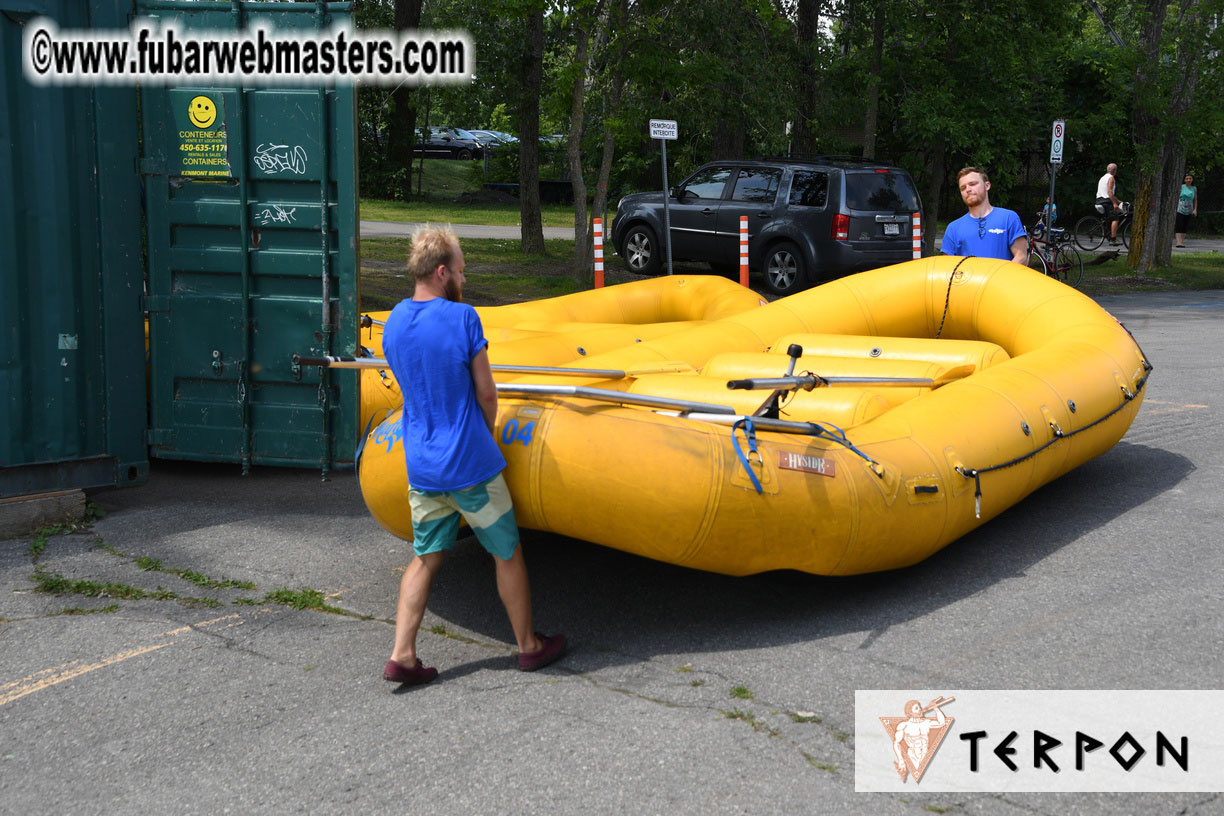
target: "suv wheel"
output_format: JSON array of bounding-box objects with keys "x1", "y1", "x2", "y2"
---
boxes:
[
  {"x1": 456, "y1": 148, "x2": 473, "y2": 160},
  {"x1": 622, "y1": 224, "x2": 661, "y2": 276},
  {"x1": 763, "y1": 241, "x2": 806, "y2": 295}
]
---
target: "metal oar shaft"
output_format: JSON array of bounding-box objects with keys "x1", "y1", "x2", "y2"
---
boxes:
[
  {"x1": 728, "y1": 373, "x2": 969, "y2": 390},
  {"x1": 293, "y1": 355, "x2": 628, "y2": 380},
  {"x1": 497, "y1": 384, "x2": 736, "y2": 415},
  {"x1": 294, "y1": 354, "x2": 384, "y2": 369}
]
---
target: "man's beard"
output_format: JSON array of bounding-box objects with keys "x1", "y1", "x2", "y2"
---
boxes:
[{"x1": 444, "y1": 275, "x2": 463, "y2": 303}]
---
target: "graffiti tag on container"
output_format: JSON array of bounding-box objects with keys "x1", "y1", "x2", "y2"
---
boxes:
[
  {"x1": 254, "y1": 205, "x2": 298, "y2": 226},
  {"x1": 253, "y1": 142, "x2": 307, "y2": 175}
]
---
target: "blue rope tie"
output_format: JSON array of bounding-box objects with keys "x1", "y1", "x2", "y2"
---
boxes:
[{"x1": 732, "y1": 418, "x2": 764, "y2": 494}]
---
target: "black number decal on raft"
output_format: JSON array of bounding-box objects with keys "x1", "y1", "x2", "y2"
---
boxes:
[{"x1": 500, "y1": 419, "x2": 536, "y2": 447}]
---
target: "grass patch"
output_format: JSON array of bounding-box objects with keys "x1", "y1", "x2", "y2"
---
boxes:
[
  {"x1": 1079, "y1": 251, "x2": 1224, "y2": 293},
  {"x1": 263, "y1": 586, "x2": 345, "y2": 614},
  {"x1": 31, "y1": 569, "x2": 176, "y2": 601},
  {"x1": 730, "y1": 685, "x2": 754, "y2": 700},
  {"x1": 177, "y1": 597, "x2": 222, "y2": 609},
  {"x1": 233, "y1": 597, "x2": 262, "y2": 606},
  {"x1": 722, "y1": 708, "x2": 779, "y2": 736},
  {"x1": 361, "y1": 192, "x2": 575, "y2": 228},
  {"x1": 690, "y1": 680, "x2": 705, "y2": 687},
  {"x1": 58, "y1": 604, "x2": 119, "y2": 616},
  {"x1": 789, "y1": 711, "x2": 823, "y2": 724},
  {"x1": 360, "y1": 236, "x2": 584, "y2": 310},
  {"x1": 26, "y1": 502, "x2": 106, "y2": 563},
  {"x1": 923, "y1": 806, "x2": 955, "y2": 814},
  {"x1": 675, "y1": 664, "x2": 694, "y2": 673},
  {"x1": 133, "y1": 555, "x2": 255, "y2": 591}
]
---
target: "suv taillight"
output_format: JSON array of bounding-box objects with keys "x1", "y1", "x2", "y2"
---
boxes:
[{"x1": 832, "y1": 213, "x2": 849, "y2": 241}]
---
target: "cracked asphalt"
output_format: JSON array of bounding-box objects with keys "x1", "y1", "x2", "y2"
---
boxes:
[{"x1": 2, "y1": 291, "x2": 1222, "y2": 814}]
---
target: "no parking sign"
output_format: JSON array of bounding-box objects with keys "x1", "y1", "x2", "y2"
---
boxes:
[{"x1": 1050, "y1": 119, "x2": 1065, "y2": 164}]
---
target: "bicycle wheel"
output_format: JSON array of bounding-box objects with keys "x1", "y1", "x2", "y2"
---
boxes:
[
  {"x1": 1052, "y1": 243, "x2": 1083, "y2": 288},
  {"x1": 1121, "y1": 220, "x2": 1133, "y2": 249},
  {"x1": 1074, "y1": 216, "x2": 1105, "y2": 251},
  {"x1": 1027, "y1": 245, "x2": 1049, "y2": 276}
]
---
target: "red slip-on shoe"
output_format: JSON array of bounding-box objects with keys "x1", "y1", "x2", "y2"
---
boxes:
[
  {"x1": 383, "y1": 658, "x2": 438, "y2": 685},
  {"x1": 517, "y1": 633, "x2": 567, "y2": 672}
]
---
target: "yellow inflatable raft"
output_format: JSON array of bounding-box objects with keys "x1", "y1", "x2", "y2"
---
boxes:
[{"x1": 355, "y1": 256, "x2": 1150, "y2": 577}]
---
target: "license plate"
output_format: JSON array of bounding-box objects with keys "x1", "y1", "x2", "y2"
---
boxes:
[{"x1": 884, "y1": 223, "x2": 901, "y2": 236}]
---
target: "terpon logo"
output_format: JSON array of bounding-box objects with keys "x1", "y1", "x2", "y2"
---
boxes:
[
  {"x1": 855, "y1": 690, "x2": 1221, "y2": 793},
  {"x1": 878, "y1": 695, "x2": 955, "y2": 783}
]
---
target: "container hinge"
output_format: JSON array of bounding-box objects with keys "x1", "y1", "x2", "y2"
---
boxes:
[
  {"x1": 138, "y1": 156, "x2": 167, "y2": 176},
  {"x1": 145, "y1": 428, "x2": 175, "y2": 446},
  {"x1": 141, "y1": 295, "x2": 170, "y2": 313}
]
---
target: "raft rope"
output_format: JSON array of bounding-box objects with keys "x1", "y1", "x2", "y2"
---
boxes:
[
  {"x1": 934, "y1": 256, "x2": 972, "y2": 340},
  {"x1": 731, "y1": 418, "x2": 764, "y2": 494},
  {"x1": 955, "y1": 357, "x2": 1153, "y2": 519}
]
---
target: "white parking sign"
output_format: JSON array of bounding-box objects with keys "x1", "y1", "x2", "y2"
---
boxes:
[{"x1": 649, "y1": 119, "x2": 677, "y2": 140}]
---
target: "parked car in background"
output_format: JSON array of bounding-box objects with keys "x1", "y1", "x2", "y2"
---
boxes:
[
  {"x1": 611, "y1": 156, "x2": 923, "y2": 295},
  {"x1": 412, "y1": 126, "x2": 484, "y2": 160},
  {"x1": 468, "y1": 129, "x2": 515, "y2": 149}
]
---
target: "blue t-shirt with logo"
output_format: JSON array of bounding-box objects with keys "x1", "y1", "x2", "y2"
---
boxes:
[
  {"x1": 382, "y1": 297, "x2": 505, "y2": 492},
  {"x1": 941, "y1": 207, "x2": 1026, "y2": 261}
]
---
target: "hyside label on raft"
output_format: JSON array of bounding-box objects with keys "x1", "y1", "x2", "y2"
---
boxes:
[
  {"x1": 855, "y1": 690, "x2": 1224, "y2": 793},
  {"x1": 777, "y1": 450, "x2": 836, "y2": 477}
]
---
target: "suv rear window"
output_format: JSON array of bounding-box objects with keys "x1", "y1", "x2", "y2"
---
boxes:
[
  {"x1": 789, "y1": 171, "x2": 829, "y2": 207},
  {"x1": 846, "y1": 171, "x2": 920, "y2": 212}
]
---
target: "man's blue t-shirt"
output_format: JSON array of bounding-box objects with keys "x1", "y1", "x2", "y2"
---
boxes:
[
  {"x1": 940, "y1": 207, "x2": 1026, "y2": 261},
  {"x1": 382, "y1": 297, "x2": 506, "y2": 492}
]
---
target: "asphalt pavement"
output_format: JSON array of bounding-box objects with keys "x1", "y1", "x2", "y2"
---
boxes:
[{"x1": 2, "y1": 291, "x2": 1222, "y2": 814}]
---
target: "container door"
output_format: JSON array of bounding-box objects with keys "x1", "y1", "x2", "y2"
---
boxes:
[{"x1": 138, "y1": 2, "x2": 359, "y2": 473}]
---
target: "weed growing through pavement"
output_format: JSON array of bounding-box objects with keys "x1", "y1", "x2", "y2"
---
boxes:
[
  {"x1": 675, "y1": 664, "x2": 694, "y2": 673},
  {"x1": 27, "y1": 502, "x2": 108, "y2": 562},
  {"x1": 58, "y1": 604, "x2": 120, "y2": 615},
  {"x1": 730, "y1": 685, "x2": 754, "y2": 700},
  {"x1": 789, "y1": 712, "x2": 822, "y2": 724},
  {"x1": 31, "y1": 568, "x2": 176, "y2": 601},
  {"x1": 133, "y1": 555, "x2": 255, "y2": 590},
  {"x1": 263, "y1": 586, "x2": 345, "y2": 614}
]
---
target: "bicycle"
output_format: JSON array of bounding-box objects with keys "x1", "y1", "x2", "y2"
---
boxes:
[
  {"x1": 1074, "y1": 201, "x2": 1133, "y2": 252},
  {"x1": 1028, "y1": 216, "x2": 1084, "y2": 288}
]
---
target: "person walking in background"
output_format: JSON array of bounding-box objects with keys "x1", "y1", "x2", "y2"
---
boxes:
[
  {"x1": 1096, "y1": 163, "x2": 1123, "y2": 245},
  {"x1": 1175, "y1": 173, "x2": 1198, "y2": 248},
  {"x1": 940, "y1": 167, "x2": 1028, "y2": 263},
  {"x1": 380, "y1": 225, "x2": 566, "y2": 687}
]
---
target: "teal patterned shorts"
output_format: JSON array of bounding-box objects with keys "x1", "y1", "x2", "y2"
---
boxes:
[{"x1": 408, "y1": 472, "x2": 519, "y2": 560}]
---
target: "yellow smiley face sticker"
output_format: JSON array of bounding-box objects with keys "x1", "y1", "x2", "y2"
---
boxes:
[{"x1": 188, "y1": 96, "x2": 216, "y2": 129}]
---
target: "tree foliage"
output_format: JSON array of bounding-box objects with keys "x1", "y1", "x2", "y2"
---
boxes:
[{"x1": 354, "y1": 0, "x2": 1224, "y2": 269}]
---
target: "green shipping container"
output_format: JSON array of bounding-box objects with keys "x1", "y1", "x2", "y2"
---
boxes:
[
  {"x1": 2, "y1": 0, "x2": 359, "y2": 499},
  {"x1": 1, "y1": 0, "x2": 148, "y2": 497}
]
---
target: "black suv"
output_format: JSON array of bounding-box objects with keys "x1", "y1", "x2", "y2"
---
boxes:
[
  {"x1": 412, "y1": 127, "x2": 484, "y2": 160},
  {"x1": 611, "y1": 157, "x2": 923, "y2": 294}
]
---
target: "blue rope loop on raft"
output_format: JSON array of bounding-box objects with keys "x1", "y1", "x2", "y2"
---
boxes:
[{"x1": 731, "y1": 418, "x2": 764, "y2": 494}]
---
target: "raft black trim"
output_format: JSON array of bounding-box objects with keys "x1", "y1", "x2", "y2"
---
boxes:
[{"x1": 954, "y1": 362, "x2": 1152, "y2": 518}]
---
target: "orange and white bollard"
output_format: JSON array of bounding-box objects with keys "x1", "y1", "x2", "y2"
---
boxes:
[
  {"x1": 912, "y1": 212, "x2": 923, "y2": 259},
  {"x1": 593, "y1": 217, "x2": 604, "y2": 288},
  {"x1": 739, "y1": 215, "x2": 749, "y2": 287}
]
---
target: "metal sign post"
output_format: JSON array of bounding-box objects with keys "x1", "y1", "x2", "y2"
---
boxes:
[
  {"x1": 1047, "y1": 119, "x2": 1065, "y2": 239},
  {"x1": 650, "y1": 118, "x2": 678, "y2": 275}
]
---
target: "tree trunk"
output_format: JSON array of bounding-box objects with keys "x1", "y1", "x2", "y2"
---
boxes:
[
  {"x1": 592, "y1": 68, "x2": 627, "y2": 245},
  {"x1": 386, "y1": 0, "x2": 423, "y2": 200},
  {"x1": 519, "y1": 8, "x2": 546, "y2": 254},
  {"x1": 1126, "y1": 0, "x2": 1173, "y2": 276},
  {"x1": 792, "y1": 0, "x2": 821, "y2": 155},
  {"x1": 862, "y1": 7, "x2": 884, "y2": 159},
  {"x1": 923, "y1": 135, "x2": 947, "y2": 257},
  {"x1": 568, "y1": 16, "x2": 593, "y2": 283}
]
